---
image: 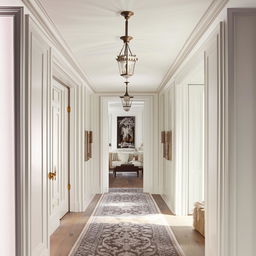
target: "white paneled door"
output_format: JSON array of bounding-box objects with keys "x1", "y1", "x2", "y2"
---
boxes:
[{"x1": 49, "y1": 80, "x2": 69, "y2": 235}]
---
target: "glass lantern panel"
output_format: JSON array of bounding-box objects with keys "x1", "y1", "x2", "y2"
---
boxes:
[{"x1": 117, "y1": 56, "x2": 136, "y2": 78}]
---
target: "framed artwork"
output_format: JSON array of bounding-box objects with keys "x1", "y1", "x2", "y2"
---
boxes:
[
  {"x1": 165, "y1": 131, "x2": 172, "y2": 160},
  {"x1": 88, "y1": 131, "x2": 93, "y2": 158},
  {"x1": 161, "y1": 131, "x2": 166, "y2": 158},
  {"x1": 85, "y1": 130, "x2": 93, "y2": 161},
  {"x1": 85, "y1": 131, "x2": 89, "y2": 161},
  {"x1": 117, "y1": 116, "x2": 135, "y2": 148},
  {"x1": 161, "y1": 130, "x2": 172, "y2": 160}
]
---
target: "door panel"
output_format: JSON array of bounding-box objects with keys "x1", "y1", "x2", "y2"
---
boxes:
[{"x1": 49, "y1": 80, "x2": 69, "y2": 235}]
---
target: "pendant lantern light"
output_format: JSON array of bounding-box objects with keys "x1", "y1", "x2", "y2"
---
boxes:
[
  {"x1": 120, "y1": 81, "x2": 133, "y2": 112},
  {"x1": 116, "y1": 11, "x2": 138, "y2": 79}
]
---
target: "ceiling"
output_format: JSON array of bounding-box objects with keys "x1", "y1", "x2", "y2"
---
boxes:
[{"x1": 39, "y1": 0, "x2": 212, "y2": 92}]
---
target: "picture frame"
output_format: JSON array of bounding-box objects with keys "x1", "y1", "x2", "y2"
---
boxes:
[
  {"x1": 84, "y1": 131, "x2": 89, "y2": 161},
  {"x1": 165, "y1": 131, "x2": 172, "y2": 160},
  {"x1": 161, "y1": 130, "x2": 172, "y2": 160},
  {"x1": 88, "y1": 131, "x2": 93, "y2": 158},
  {"x1": 161, "y1": 131, "x2": 166, "y2": 158},
  {"x1": 117, "y1": 116, "x2": 135, "y2": 148},
  {"x1": 85, "y1": 130, "x2": 93, "y2": 161}
]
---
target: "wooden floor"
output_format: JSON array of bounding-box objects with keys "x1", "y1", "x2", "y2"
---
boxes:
[
  {"x1": 51, "y1": 188, "x2": 204, "y2": 256},
  {"x1": 50, "y1": 194, "x2": 101, "y2": 256},
  {"x1": 152, "y1": 195, "x2": 205, "y2": 256},
  {"x1": 109, "y1": 171, "x2": 143, "y2": 188}
]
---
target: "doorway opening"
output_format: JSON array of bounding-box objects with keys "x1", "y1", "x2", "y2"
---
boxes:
[
  {"x1": 108, "y1": 100, "x2": 144, "y2": 189},
  {"x1": 100, "y1": 95, "x2": 155, "y2": 193}
]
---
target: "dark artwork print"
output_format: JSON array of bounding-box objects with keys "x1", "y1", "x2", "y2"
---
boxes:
[{"x1": 117, "y1": 116, "x2": 135, "y2": 148}]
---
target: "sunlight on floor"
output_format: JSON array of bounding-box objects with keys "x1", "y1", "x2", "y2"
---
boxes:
[
  {"x1": 93, "y1": 213, "x2": 193, "y2": 228},
  {"x1": 163, "y1": 215, "x2": 193, "y2": 227}
]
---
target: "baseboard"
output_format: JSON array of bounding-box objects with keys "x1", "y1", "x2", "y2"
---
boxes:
[
  {"x1": 161, "y1": 194, "x2": 176, "y2": 215},
  {"x1": 83, "y1": 193, "x2": 96, "y2": 212}
]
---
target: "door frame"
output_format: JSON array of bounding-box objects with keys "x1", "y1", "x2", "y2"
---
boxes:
[
  {"x1": 100, "y1": 95, "x2": 158, "y2": 194},
  {"x1": 0, "y1": 6, "x2": 23, "y2": 256},
  {"x1": 51, "y1": 56, "x2": 81, "y2": 213},
  {"x1": 48, "y1": 76, "x2": 70, "y2": 234}
]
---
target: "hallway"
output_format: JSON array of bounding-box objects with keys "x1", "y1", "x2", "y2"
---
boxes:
[
  {"x1": 109, "y1": 172, "x2": 143, "y2": 188},
  {"x1": 2, "y1": 1, "x2": 256, "y2": 256},
  {"x1": 51, "y1": 191, "x2": 204, "y2": 256}
]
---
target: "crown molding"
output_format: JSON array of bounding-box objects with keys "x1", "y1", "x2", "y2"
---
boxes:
[
  {"x1": 22, "y1": 0, "x2": 228, "y2": 94},
  {"x1": 157, "y1": 0, "x2": 228, "y2": 92},
  {"x1": 22, "y1": 0, "x2": 95, "y2": 93}
]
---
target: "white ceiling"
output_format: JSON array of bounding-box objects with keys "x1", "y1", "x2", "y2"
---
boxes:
[{"x1": 39, "y1": 0, "x2": 212, "y2": 92}]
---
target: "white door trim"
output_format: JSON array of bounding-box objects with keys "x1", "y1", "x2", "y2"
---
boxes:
[
  {"x1": 100, "y1": 95, "x2": 158, "y2": 194},
  {"x1": 51, "y1": 56, "x2": 81, "y2": 212},
  {"x1": 0, "y1": 6, "x2": 23, "y2": 256}
]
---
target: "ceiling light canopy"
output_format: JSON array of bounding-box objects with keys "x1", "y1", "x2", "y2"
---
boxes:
[
  {"x1": 120, "y1": 81, "x2": 133, "y2": 112},
  {"x1": 116, "y1": 11, "x2": 138, "y2": 79}
]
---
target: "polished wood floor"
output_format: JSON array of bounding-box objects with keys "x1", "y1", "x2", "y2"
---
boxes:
[
  {"x1": 109, "y1": 171, "x2": 143, "y2": 188},
  {"x1": 50, "y1": 194, "x2": 101, "y2": 256},
  {"x1": 51, "y1": 180, "x2": 204, "y2": 256},
  {"x1": 152, "y1": 195, "x2": 205, "y2": 256}
]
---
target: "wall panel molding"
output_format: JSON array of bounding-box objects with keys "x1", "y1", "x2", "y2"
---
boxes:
[
  {"x1": 158, "y1": 0, "x2": 228, "y2": 92},
  {"x1": 25, "y1": 16, "x2": 50, "y2": 256},
  {"x1": 22, "y1": 0, "x2": 95, "y2": 93}
]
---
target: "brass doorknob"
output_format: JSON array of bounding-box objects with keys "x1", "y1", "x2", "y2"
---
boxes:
[{"x1": 48, "y1": 171, "x2": 56, "y2": 180}]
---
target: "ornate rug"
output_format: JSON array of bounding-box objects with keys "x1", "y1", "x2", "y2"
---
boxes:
[{"x1": 69, "y1": 189, "x2": 184, "y2": 256}]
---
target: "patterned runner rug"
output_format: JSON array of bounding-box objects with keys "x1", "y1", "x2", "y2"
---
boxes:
[{"x1": 69, "y1": 189, "x2": 184, "y2": 256}]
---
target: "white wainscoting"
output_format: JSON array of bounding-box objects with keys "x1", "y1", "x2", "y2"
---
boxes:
[
  {"x1": 204, "y1": 22, "x2": 224, "y2": 256},
  {"x1": 24, "y1": 14, "x2": 97, "y2": 256},
  {"x1": 159, "y1": 22, "x2": 225, "y2": 256},
  {"x1": 26, "y1": 16, "x2": 50, "y2": 256}
]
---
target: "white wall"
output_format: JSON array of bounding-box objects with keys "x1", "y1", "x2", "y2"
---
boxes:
[
  {"x1": 0, "y1": 2, "x2": 98, "y2": 255},
  {"x1": 188, "y1": 85, "x2": 204, "y2": 213},
  {"x1": 159, "y1": 3, "x2": 256, "y2": 256},
  {"x1": 160, "y1": 86, "x2": 176, "y2": 212},
  {"x1": 108, "y1": 103, "x2": 144, "y2": 151},
  {"x1": 228, "y1": 9, "x2": 256, "y2": 256},
  {"x1": 160, "y1": 57, "x2": 204, "y2": 215},
  {"x1": 0, "y1": 16, "x2": 15, "y2": 256},
  {"x1": 25, "y1": 17, "x2": 97, "y2": 255}
]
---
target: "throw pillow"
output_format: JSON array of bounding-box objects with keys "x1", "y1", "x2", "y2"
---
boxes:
[
  {"x1": 112, "y1": 153, "x2": 119, "y2": 161},
  {"x1": 118, "y1": 153, "x2": 129, "y2": 163}
]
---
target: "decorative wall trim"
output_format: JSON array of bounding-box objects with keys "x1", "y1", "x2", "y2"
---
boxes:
[
  {"x1": 0, "y1": 6, "x2": 24, "y2": 256},
  {"x1": 22, "y1": 0, "x2": 95, "y2": 93},
  {"x1": 52, "y1": 58, "x2": 80, "y2": 213},
  {"x1": 157, "y1": 0, "x2": 228, "y2": 92}
]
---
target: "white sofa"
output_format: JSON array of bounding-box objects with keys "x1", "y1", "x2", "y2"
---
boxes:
[{"x1": 109, "y1": 152, "x2": 143, "y2": 170}]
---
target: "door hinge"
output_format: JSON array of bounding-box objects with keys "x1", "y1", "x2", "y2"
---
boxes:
[
  {"x1": 68, "y1": 184, "x2": 71, "y2": 191},
  {"x1": 67, "y1": 106, "x2": 71, "y2": 113}
]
